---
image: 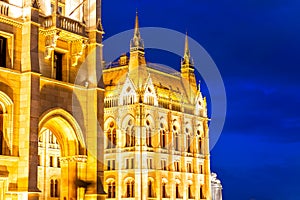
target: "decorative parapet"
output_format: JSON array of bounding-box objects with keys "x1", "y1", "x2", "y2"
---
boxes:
[
  {"x1": 40, "y1": 14, "x2": 87, "y2": 37},
  {"x1": 56, "y1": 15, "x2": 86, "y2": 36}
]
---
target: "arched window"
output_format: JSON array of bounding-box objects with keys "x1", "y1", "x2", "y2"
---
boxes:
[
  {"x1": 146, "y1": 120, "x2": 152, "y2": 147},
  {"x1": 50, "y1": 179, "x2": 54, "y2": 197},
  {"x1": 106, "y1": 121, "x2": 117, "y2": 149},
  {"x1": 126, "y1": 179, "x2": 135, "y2": 197},
  {"x1": 160, "y1": 122, "x2": 167, "y2": 149},
  {"x1": 173, "y1": 125, "x2": 179, "y2": 151},
  {"x1": 0, "y1": 92, "x2": 14, "y2": 156},
  {"x1": 108, "y1": 181, "x2": 116, "y2": 198},
  {"x1": 148, "y1": 180, "x2": 154, "y2": 197},
  {"x1": 125, "y1": 119, "x2": 135, "y2": 147},
  {"x1": 50, "y1": 179, "x2": 59, "y2": 197},
  {"x1": 55, "y1": 180, "x2": 59, "y2": 197}
]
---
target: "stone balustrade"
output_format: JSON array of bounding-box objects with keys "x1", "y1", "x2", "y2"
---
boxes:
[{"x1": 40, "y1": 14, "x2": 86, "y2": 36}]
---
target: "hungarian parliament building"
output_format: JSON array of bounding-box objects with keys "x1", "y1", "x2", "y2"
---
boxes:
[{"x1": 0, "y1": 0, "x2": 222, "y2": 199}]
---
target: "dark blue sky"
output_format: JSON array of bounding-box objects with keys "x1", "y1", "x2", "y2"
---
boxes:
[{"x1": 102, "y1": 1, "x2": 300, "y2": 199}]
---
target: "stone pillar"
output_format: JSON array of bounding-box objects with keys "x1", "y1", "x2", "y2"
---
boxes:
[{"x1": 60, "y1": 156, "x2": 80, "y2": 199}]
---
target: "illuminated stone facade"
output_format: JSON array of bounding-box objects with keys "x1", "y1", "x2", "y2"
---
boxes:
[
  {"x1": 0, "y1": 0, "x2": 222, "y2": 199},
  {"x1": 102, "y1": 14, "x2": 217, "y2": 200},
  {"x1": 0, "y1": 0, "x2": 105, "y2": 199}
]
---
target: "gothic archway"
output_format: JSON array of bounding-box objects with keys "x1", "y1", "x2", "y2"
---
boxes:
[{"x1": 38, "y1": 108, "x2": 87, "y2": 200}]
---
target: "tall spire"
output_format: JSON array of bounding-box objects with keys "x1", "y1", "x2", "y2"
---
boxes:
[
  {"x1": 182, "y1": 32, "x2": 194, "y2": 67},
  {"x1": 130, "y1": 11, "x2": 144, "y2": 52}
]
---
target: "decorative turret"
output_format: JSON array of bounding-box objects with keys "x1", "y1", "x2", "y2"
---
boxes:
[
  {"x1": 181, "y1": 33, "x2": 197, "y2": 93},
  {"x1": 128, "y1": 12, "x2": 147, "y2": 76},
  {"x1": 130, "y1": 11, "x2": 145, "y2": 52}
]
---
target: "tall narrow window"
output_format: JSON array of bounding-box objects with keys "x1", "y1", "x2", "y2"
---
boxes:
[
  {"x1": 57, "y1": 157, "x2": 60, "y2": 168},
  {"x1": 188, "y1": 185, "x2": 192, "y2": 199},
  {"x1": 187, "y1": 163, "x2": 192, "y2": 173},
  {"x1": 199, "y1": 165, "x2": 203, "y2": 174},
  {"x1": 125, "y1": 120, "x2": 135, "y2": 147},
  {"x1": 107, "y1": 121, "x2": 117, "y2": 149},
  {"x1": 148, "y1": 180, "x2": 153, "y2": 197},
  {"x1": 107, "y1": 160, "x2": 111, "y2": 170},
  {"x1": 50, "y1": 179, "x2": 54, "y2": 197},
  {"x1": 0, "y1": 36, "x2": 7, "y2": 68},
  {"x1": 160, "y1": 129, "x2": 167, "y2": 149},
  {"x1": 200, "y1": 185, "x2": 204, "y2": 199},
  {"x1": 187, "y1": 134, "x2": 192, "y2": 153},
  {"x1": 161, "y1": 160, "x2": 167, "y2": 170},
  {"x1": 54, "y1": 52, "x2": 63, "y2": 81},
  {"x1": 162, "y1": 183, "x2": 167, "y2": 198},
  {"x1": 198, "y1": 137, "x2": 202, "y2": 154},
  {"x1": 173, "y1": 125, "x2": 179, "y2": 151},
  {"x1": 174, "y1": 161, "x2": 180, "y2": 172},
  {"x1": 54, "y1": 180, "x2": 59, "y2": 197},
  {"x1": 50, "y1": 156, "x2": 54, "y2": 167},
  {"x1": 146, "y1": 120, "x2": 152, "y2": 147},
  {"x1": 176, "y1": 183, "x2": 180, "y2": 198},
  {"x1": 126, "y1": 180, "x2": 134, "y2": 197},
  {"x1": 108, "y1": 182, "x2": 116, "y2": 198}
]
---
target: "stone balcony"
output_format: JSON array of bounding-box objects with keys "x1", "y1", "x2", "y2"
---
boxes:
[{"x1": 40, "y1": 14, "x2": 87, "y2": 37}]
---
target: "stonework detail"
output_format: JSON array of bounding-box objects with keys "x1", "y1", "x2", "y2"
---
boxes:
[
  {"x1": 0, "y1": 0, "x2": 105, "y2": 199},
  {"x1": 0, "y1": 0, "x2": 222, "y2": 199}
]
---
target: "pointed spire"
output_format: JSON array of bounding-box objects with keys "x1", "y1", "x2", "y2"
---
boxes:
[
  {"x1": 130, "y1": 11, "x2": 144, "y2": 52},
  {"x1": 134, "y1": 10, "x2": 139, "y2": 33},
  {"x1": 184, "y1": 32, "x2": 190, "y2": 59},
  {"x1": 182, "y1": 32, "x2": 194, "y2": 67}
]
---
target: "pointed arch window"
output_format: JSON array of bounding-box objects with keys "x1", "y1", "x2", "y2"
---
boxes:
[
  {"x1": 186, "y1": 128, "x2": 192, "y2": 153},
  {"x1": 146, "y1": 120, "x2": 152, "y2": 147},
  {"x1": 148, "y1": 180, "x2": 154, "y2": 197},
  {"x1": 125, "y1": 119, "x2": 135, "y2": 147},
  {"x1": 126, "y1": 179, "x2": 135, "y2": 197},
  {"x1": 160, "y1": 123, "x2": 167, "y2": 149},
  {"x1": 0, "y1": 93, "x2": 14, "y2": 156},
  {"x1": 173, "y1": 125, "x2": 179, "y2": 151},
  {"x1": 106, "y1": 121, "x2": 117, "y2": 149},
  {"x1": 108, "y1": 181, "x2": 116, "y2": 198},
  {"x1": 50, "y1": 178, "x2": 59, "y2": 197}
]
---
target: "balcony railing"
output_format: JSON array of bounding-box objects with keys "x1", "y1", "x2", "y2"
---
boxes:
[
  {"x1": 40, "y1": 14, "x2": 86, "y2": 36},
  {"x1": 56, "y1": 15, "x2": 86, "y2": 36}
]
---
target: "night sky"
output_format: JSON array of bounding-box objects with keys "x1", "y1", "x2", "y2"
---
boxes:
[{"x1": 102, "y1": 1, "x2": 300, "y2": 199}]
